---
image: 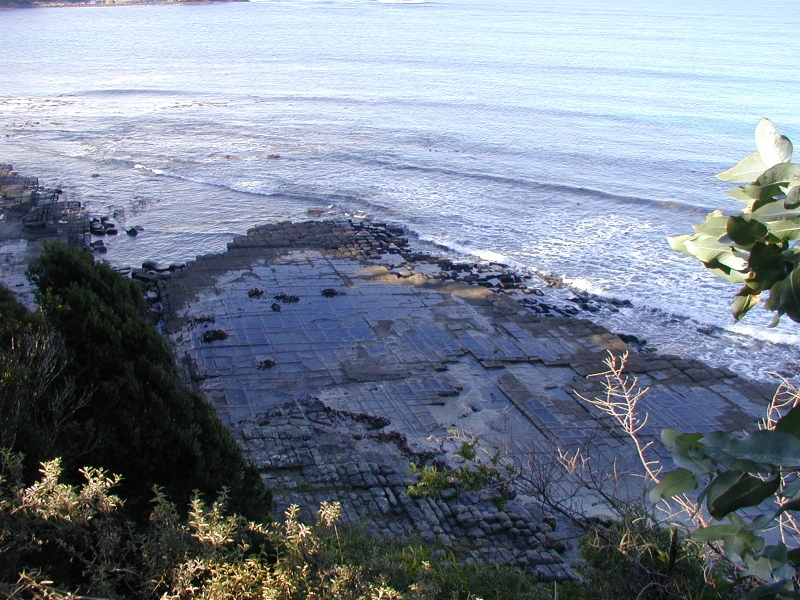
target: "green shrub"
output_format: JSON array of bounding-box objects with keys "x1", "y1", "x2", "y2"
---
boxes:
[
  {"x1": 22, "y1": 243, "x2": 269, "y2": 521},
  {"x1": 576, "y1": 510, "x2": 735, "y2": 600},
  {"x1": 1, "y1": 456, "x2": 557, "y2": 600}
]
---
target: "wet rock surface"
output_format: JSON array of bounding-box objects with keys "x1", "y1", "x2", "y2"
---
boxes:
[{"x1": 158, "y1": 219, "x2": 777, "y2": 581}]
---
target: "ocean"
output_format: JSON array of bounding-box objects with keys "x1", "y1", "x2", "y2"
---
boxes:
[{"x1": 1, "y1": 0, "x2": 800, "y2": 380}]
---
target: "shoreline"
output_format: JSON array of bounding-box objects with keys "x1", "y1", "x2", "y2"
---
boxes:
[
  {"x1": 156, "y1": 218, "x2": 774, "y2": 576},
  {"x1": 1, "y1": 164, "x2": 780, "y2": 579}
]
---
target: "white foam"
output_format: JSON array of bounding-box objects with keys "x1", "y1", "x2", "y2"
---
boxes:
[
  {"x1": 133, "y1": 164, "x2": 164, "y2": 175},
  {"x1": 560, "y1": 275, "x2": 609, "y2": 297}
]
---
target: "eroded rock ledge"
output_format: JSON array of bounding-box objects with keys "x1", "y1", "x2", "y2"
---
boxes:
[{"x1": 155, "y1": 219, "x2": 776, "y2": 581}]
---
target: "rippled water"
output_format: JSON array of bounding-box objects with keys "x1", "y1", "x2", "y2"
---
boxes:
[{"x1": 1, "y1": 0, "x2": 800, "y2": 379}]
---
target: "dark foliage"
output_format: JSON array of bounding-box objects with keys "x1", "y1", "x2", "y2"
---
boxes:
[
  {"x1": 201, "y1": 329, "x2": 229, "y2": 343},
  {"x1": 23, "y1": 243, "x2": 270, "y2": 521}
]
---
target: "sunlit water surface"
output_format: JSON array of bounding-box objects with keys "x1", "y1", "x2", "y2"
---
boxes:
[{"x1": 1, "y1": 0, "x2": 800, "y2": 379}]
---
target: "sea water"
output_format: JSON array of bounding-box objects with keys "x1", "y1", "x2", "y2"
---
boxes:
[{"x1": 1, "y1": 0, "x2": 799, "y2": 380}]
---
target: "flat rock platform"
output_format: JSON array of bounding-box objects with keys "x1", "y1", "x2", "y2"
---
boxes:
[{"x1": 159, "y1": 219, "x2": 777, "y2": 581}]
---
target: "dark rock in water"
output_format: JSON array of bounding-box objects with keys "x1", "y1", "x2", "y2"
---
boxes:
[
  {"x1": 126, "y1": 227, "x2": 139, "y2": 236},
  {"x1": 106, "y1": 227, "x2": 118, "y2": 235},
  {"x1": 94, "y1": 245, "x2": 108, "y2": 254},
  {"x1": 618, "y1": 333, "x2": 646, "y2": 346},
  {"x1": 267, "y1": 154, "x2": 280, "y2": 159},
  {"x1": 167, "y1": 263, "x2": 184, "y2": 271},
  {"x1": 132, "y1": 269, "x2": 159, "y2": 284},
  {"x1": 609, "y1": 297, "x2": 633, "y2": 307},
  {"x1": 142, "y1": 260, "x2": 164, "y2": 272}
]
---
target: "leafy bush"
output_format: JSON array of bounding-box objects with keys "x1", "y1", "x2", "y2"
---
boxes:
[
  {"x1": 651, "y1": 377, "x2": 800, "y2": 599},
  {"x1": 20, "y1": 243, "x2": 269, "y2": 521},
  {"x1": 668, "y1": 118, "x2": 800, "y2": 325},
  {"x1": 576, "y1": 510, "x2": 734, "y2": 600},
  {"x1": 1, "y1": 455, "x2": 555, "y2": 600}
]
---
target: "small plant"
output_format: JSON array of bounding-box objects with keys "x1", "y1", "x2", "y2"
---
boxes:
[
  {"x1": 201, "y1": 329, "x2": 229, "y2": 343},
  {"x1": 247, "y1": 288, "x2": 264, "y2": 298},
  {"x1": 257, "y1": 358, "x2": 276, "y2": 370},
  {"x1": 407, "y1": 431, "x2": 515, "y2": 502},
  {"x1": 321, "y1": 288, "x2": 345, "y2": 298}
]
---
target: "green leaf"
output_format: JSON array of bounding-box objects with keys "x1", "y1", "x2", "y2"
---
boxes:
[
  {"x1": 703, "y1": 443, "x2": 771, "y2": 474},
  {"x1": 746, "y1": 513, "x2": 776, "y2": 531},
  {"x1": 693, "y1": 522, "x2": 744, "y2": 541},
  {"x1": 776, "y1": 406, "x2": 800, "y2": 441},
  {"x1": 780, "y1": 477, "x2": 800, "y2": 500},
  {"x1": 706, "y1": 260, "x2": 749, "y2": 284},
  {"x1": 668, "y1": 432, "x2": 716, "y2": 473},
  {"x1": 661, "y1": 428, "x2": 681, "y2": 449},
  {"x1": 702, "y1": 431, "x2": 735, "y2": 448},
  {"x1": 706, "y1": 470, "x2": 741, "y2": 511},
  {"x1": 667, "y1": 234, "x2": 693, "y2": 256},
  {"x1": 765, "y1": 282, "x2": 783, "y2": 313},
  {"x1": 766, "y1": 218, "x2": 800, "y2": 242},
  {"x1": 752, "y1": 198, "x2": 800, "y2": 222},
  {"x1": 758, "y1": 163, "x2": 800, "y2": 194},
  {"x1": 717, "y1": 151, "x2": 769, "y2": 183},
  {"x1": 744, "y1": 542, "x2": 795, "y2": 588},
  {"x1": 732, "y1": 287, "x2": 761, "y2": 321},
  {"x1": 749, "y1": 242, "x2": 788, "y2": 291},
  {"x1": 776, "y1": 497, "x2": 800, "y2": 517},
  {"x1": 707, "y1": 472, "x2": 779, "y2": 518},
  {"x1": 728, "y1": 216, "x2": 769, "y2": 247},
  {"x1": 744, "y1": 580, "x2": 797, "y2": 600},
  {"x1": 756, "y1": 118, "x2": 794, "y2": 168},
  {"x1": 682, "y1": 234, "x2": 729, "y2": 262},
  {"x1": 787, "y1": 547, "x2": 800, "y2": 563},
  {"x1": 785, "y1": 186, "x2": 800, "y2": 210},
  {"x1": 778, "y1": 268, "x2": 800, "y2": 323},
  {"x1": 723, "y1": 430, "x2": 800, "y2": 467},
  {"x1": 727, "y1": 186, "x2": 757, "y2": 203},
  {"x1": 649, "y1": 468, "x2": 697, "y2": 503},
  {"x1": 694, "y1": 210, "x2": 730, "y2": 238}
]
